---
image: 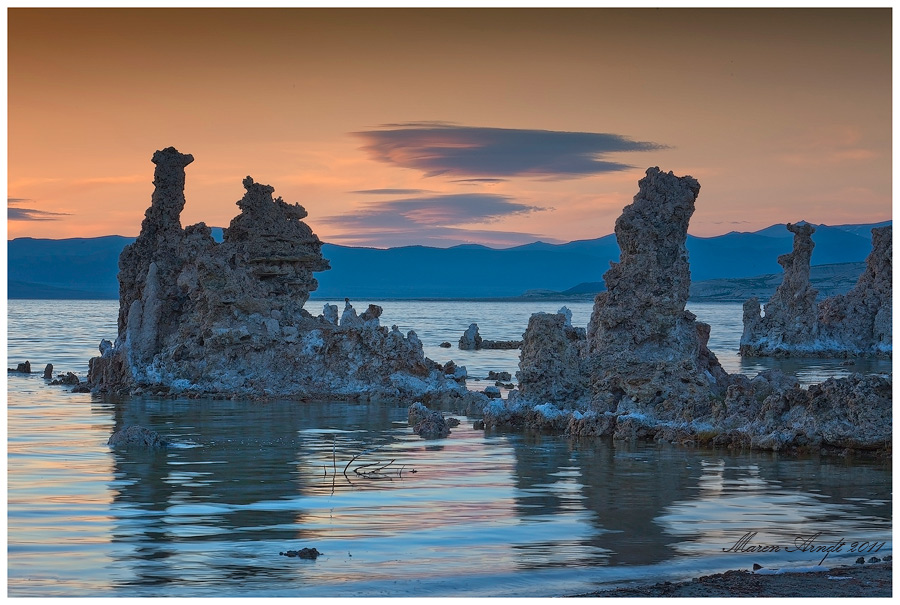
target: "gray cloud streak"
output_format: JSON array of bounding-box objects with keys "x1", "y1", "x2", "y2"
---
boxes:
[
  {"x1": 8, "y1": 199, "x2": 70, "y2": 221},
  {"x1": 355, "y1": 122, "x2": 666, "y2": 179},
  {"x1": 320, "y1": 192, "x2": 550, "y2": 247}
]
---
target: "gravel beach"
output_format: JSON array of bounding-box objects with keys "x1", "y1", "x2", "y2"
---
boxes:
[{"x1": 572, "y1": 562, "x2": 892, "y2": 597}]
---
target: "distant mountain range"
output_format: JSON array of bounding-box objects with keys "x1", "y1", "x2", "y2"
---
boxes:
[{"x1": 7, "y1": 221, "x2": 890, "y2": 300}]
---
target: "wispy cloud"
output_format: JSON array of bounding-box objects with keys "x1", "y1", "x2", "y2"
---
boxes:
[
  {"x1": 8, "y1": 204, "x2": 71, "y2": 222},
  {"x1": 320, "y1": 192, "x2": 550, "y2": 248},
  {"x1": 452, "y1": 178, "x2": 508, "y2": 185},
  {"x1": 350, "y1": 188, "x2": 433, "y2": 195},
  {"x1": 354, "y1": 122, "x2": 666, "y2": 179},
  {"x1": 323, "y1": 193, "x2": 546, "y2": 228},
  {"x1": 324, "y1": 226, "x2": 557, "y2": 249}
]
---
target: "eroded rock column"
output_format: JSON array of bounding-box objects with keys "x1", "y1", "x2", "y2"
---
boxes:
[
  {"x1": 739, "y1": 223, "x2": 819, "y2": 355},
  {"x1": 586, "y1": 167, "x2": 727, "y2": 419}
]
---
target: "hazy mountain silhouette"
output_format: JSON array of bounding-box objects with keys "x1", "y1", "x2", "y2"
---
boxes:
[{"x1": 7, "y1": 221, "x2": 889, "y2": 300}]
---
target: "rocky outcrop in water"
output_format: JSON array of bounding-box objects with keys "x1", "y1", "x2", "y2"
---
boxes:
[
  {"x1": 741, "y1": 225, "x2": 891, "y2": 358},
  {"x1": 457, "y1": 323, "x2": 521, "y2": 350},
  {"x1": 517, "y1": 309, "x2": 589, "y2": 405},
  {"x1": 408, "y1": 402, "x2": 451, "y2": 438},
  {"x1": 108, "y1": 425, "x2": 168, "y2": 449},
  {"x1": 87, "y1": 147, "x2": 479, "y2": 405},
  {"x1": 8, "y1": 361, "x2": 31, "y2": 373},
  {"x1": 817, "y1": 227, "x2": 892, "y2": 356},
  {"x1": 458, "y1": 324, "x2": 482, "y2": 350},
  {"x1": 500, "y1": 168, "x2": 729, "y2": 424},
  {"x1": 486, "y1": 168, "x2": 890, "y2": 455}
]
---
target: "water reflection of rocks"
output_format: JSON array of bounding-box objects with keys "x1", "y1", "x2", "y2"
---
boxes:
[
  {"x1": 97, "y1": 398, "x2": 891, "y2": 593},
  {"x1": 101, "y1": 398, "x2": 408, "y2": 590}
]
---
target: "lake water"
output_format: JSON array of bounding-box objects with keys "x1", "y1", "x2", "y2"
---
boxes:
[{"x1": 6, "y1": 299, "x2": 893, "y2": 597}]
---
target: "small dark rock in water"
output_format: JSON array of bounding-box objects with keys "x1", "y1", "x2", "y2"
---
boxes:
[
  {"x1": 43, "y1": 364, "x2": 53, "y2": 379},
  {"x1": 446, "y1": 417, "x2": 461, "y2": 427},
  {"x1": 856, "y1": 557, "x2": 866, "y2": 564},
  {"x1": 841, "y1": 360, "x2": 856, "y2": 366},
  {"x1": 280, "y1": 547, "x2": 321, "y2": 559},
  {"x1": 8, "y1": 361, "x2": 31, "y2": 373},
  {"x1": 752, "y1": 563, "x2": 763, "y2": 571},
  {"x1": 439, "y1": 342, "x2": 452, "y2": 348},
  {"x1": 868, "y1": 556, "x2": 881, "y2": 563},
  {"x1": 71, "y1": 384, "x2": 91, "y2": 393},
  {"x1": 496, "y1": 382, "x2": 515, "y2": 389},
  {"x1": 108, "y1": 425, "x2": 168, "y2": 449},
  {"x1": 473, "y1": 420, "x2": 485, "y2": 430},
  {"x1": 409, "y1": 402, "x2": 451, "y2": 438},
  {"x1": 487, "y1": 370, "x2": 512, "y2": 381},
  {"x1": 51, "y1": 372, "x2": 81, "y2": 386},
  {"x1": 884, "y1": 555, "x2": 892, "y2": 562},
  {"x1": 481, "y1": 340, "x2": 522, "y2": 350},
  {"x1": 414, "y1": 416, "x2": 450, "y2": 439}
]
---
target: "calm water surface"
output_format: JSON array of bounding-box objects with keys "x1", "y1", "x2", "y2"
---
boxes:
[{"x1": 7, "y1": 300, "x2": 893, "y2": 597}]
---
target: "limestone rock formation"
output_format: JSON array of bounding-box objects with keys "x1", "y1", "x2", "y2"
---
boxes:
[
  {"x1": 87, "y1": 147, "x2": 477, "y2": 404},
  {"x1": 458, "y1": 324, "x2": 482, "y2": 350},
  {"x1": 494, "y1": 167, "x2": 889, "y2": 454},
  {"x1": 517, "y1": 310, "x2": 589, "y2": 405},
  {"x1": 510, "y1": 168, "x2": 728, "y2": 421},
  {"x1": 586, "y1": 167, "x2": 729, "y2": 419},
  {"x1": 817, "y1": 226, "x2": 892, "y2": 356},
  {"x1": 741, "y1": 225, "x2": 891, "y2": 357}
]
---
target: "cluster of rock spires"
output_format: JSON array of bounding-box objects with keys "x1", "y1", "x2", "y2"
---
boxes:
[
  {"x1": 87, "y1": 147, "x2": 484, "y2": 408},
  {"x1": 740, "y1": 223, "x2": 891, "y2": 358},
  {"x1": 80, "y1": 149, "x2": 890, "y2": 455},
  {"x1": 488, "y1": 167, "x2": 891, "y2": 454}
]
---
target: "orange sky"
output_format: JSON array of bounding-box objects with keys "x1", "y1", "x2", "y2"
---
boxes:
[{"x1": 7, "y1": 7, "x2": 892, "y2": 247}]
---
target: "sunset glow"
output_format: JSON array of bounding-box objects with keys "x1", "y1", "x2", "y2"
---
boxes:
[{"x1": 7, "y1": 7, "x2": 892, "y2": 247}]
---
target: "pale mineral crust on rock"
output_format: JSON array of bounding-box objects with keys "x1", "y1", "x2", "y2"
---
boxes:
[
  {"x1": 741, "y1": 224, "x2": 892, "y2": 358},
  {"x1": 491, "y1": 167, "x2": 891, "y2": 455},
  {"x1": 87, "y1": 147, "x2": 478, "y2": 405}
]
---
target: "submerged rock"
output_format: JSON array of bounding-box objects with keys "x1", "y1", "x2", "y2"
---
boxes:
[
  {"x1": 86, "y1": 147, "x2": 479, "y2": 405},
  {"x1": 741, "y1": 225, "x2": 891, "y2": 358},
  {"x1": 481, "y1": 339, "x2": 523, "y2": 350},
  {"x1": 280, "y1": 547, "x2": 321, "y2": 559},
  {"x1": 108, "y1": 425, "x2": 167, "y2": 449},
  {"x1": 51, "y1": 372, "x2": 81, "y2": 386}
]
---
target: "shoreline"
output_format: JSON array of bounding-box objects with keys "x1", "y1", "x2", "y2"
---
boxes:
[{"x1": 571, "y1": 561, "x2": 892, "y2": 597}]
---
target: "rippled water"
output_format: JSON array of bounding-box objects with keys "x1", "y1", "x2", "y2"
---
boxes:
[{"x1": 7, "y1": 299, "x2": 893, "y2": 597}]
